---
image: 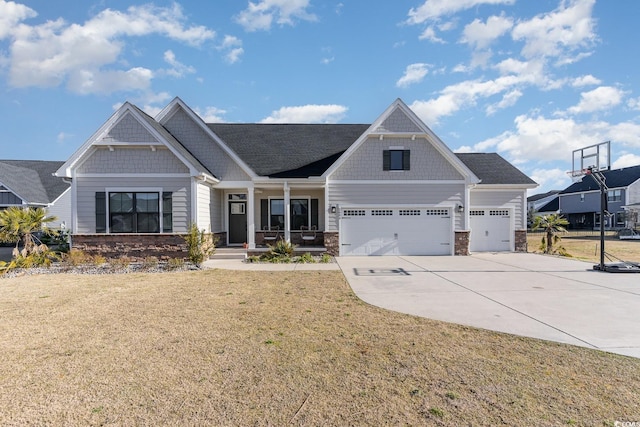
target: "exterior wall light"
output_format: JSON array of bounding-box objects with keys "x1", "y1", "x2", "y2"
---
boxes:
[{"x1": 457, "y1": 204, "x2": 464, "y2": 213}]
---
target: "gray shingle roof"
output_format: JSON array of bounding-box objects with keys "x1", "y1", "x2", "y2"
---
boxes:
[
  {"x1": 208, "y1": 123, "x2": 370, "y2": 177},
  {"x1": 559, "y1": 164, "x2": 640, "y2": 194},
  {"x1": 455, "y1": 153, "x2": 537, "y2": 185},
  {"x1": 0, "y1": 160, "x2": 69, "y2": 204}
]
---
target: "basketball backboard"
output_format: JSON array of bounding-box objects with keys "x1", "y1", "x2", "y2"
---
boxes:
[{"x1": 571, "y1": 141, "x2": 610, "y2": 176}]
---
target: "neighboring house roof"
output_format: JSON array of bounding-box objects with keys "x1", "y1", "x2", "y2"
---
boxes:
[
  {"x1": 208, "y1": 124, "x2": 370, "y2": 177},
  {"x1": 527, "y1": 190, "x2": 561, "y2": 203},
  {"x1": 560, "y1": 164, "x2": 640, "y2": 194},
  {"x1": 455, "y1": 153, "x2": 537, "y2": 185},
  {"x1": 537, "y1": 198, "x2": 560, "y2": 212},
  {"x1": 0, "y1": 160, "x2": 69, "y2": 205}
]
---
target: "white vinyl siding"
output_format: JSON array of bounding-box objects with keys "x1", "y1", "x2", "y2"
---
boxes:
[
  {"x1": 46, "y1": 188, "x2": 72, "y2": 230},
  {"x1": 327, "y1": 182, "x2": 464, "y2": 231},
  {"x1": 210, "y1": 188, "x2": 223, "y2": 232},
  {"x1": 196, "y1": 183, "x2": 211, "y2": 231},
  {"x1": 75, "y1": 177, "x2": 190, "y2": 233}
]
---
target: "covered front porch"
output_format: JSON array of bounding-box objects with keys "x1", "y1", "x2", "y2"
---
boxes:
[{"x1": 215, "y1": 179, "x2": 337, "y2": 254}]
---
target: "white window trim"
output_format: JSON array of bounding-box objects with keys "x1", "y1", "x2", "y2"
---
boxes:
[{"x1": 104, "y1": 187, "x2": 165, "y2": 234}]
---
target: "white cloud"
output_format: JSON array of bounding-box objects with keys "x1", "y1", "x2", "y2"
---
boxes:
[
  {"x1": 217, "y1": 35, "x2": 244, "y2": 63},
  {"x1": 162, "y1": 50, "x2": 196, "y2": 78},
  {"x1": 406, "y1": 0, "x2": 515, "y2": 25},
  {"x1": 461, "y1": 14, "x2": 513, "y2": 50},
  {"x1": 195, "y1": 106, "x2": 229, "y2": 123},
  {"x1": 528, "y1": 167, "x2": 567, "y2": 193},
  {"x1": 612, "y1": 153, "x2": 640, "y2": 169},
  {"x1": 468, "y1": 114, "x2": 640, "y2": 169},
  {"x1": 235, "y1": 0, "x2": 317, "y2": 32},
  {"x1": 485, "y1": 89, "x2": 522, "y2": 115},
  {"x1": 611, "y1": 153, "x2": 640, "y2": 169},
  {"x1": 56, "y1": 131, "x2": 73, "y2": 144},
  {"x1": 260, "y1": 104, "x2": 348, "y2": 123},
  {"x1": 418, "y1": 26, "x2": 445, "y2": 43},
  {"x1": 396, "y1": 63, "x2": 430, "y2": 88},
  {"x1": 6, "y1": 3, "x2": 215, "y2": 94},
  {"x1": 571, "y1": 74, "x2": 601, "y2": 87},
  {"x1": 567, "y1": 86, "x2": 626, "y2": 114},
  {"x1": 512, "y1": 0, "x2": 596, "y2": 61},
  {"x1": 0, "y1": 0, "x2": 36, "y2": 39}
]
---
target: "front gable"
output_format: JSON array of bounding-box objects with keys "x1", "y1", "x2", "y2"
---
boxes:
[
  {"x1": 157, "y1": 98, "x2": 255, "y2": 182},
  {"x1": 326, "y1": 99, "x2": 478, "y2": 183},
  {"x1": 56, "y1": 103, "x2": 214, "y2": 181}
]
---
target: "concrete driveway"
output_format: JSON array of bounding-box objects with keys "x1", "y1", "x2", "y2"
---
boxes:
[{"x1": 336, "y1": 253, "x2": 640, "y2": 359}]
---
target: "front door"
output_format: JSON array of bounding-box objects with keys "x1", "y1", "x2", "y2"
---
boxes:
[{"x1": 228, "y1": 201, "x2": 247, "y2": 244}]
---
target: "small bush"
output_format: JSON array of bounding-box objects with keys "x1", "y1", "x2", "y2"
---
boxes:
[
  {"x1": 267, "y1": 240, "x2": 295, "y2": 258},
  {"x1": 320, "y1": 253, "x2": 332, "y2": 263},
  {"x1": 63, "y1": 249, "x2": 92, "y2": 267},
  {"x1": 167, "y1": 257, "x2": 185, "y2": 270},
  {"x1": 246, "y1": 255, "x2": 261, "y2": 263},
  {"x1": 296, "y1": 252, "x2": 316, "y2": 263},
  {"x1": 92, "y1": 254, "x2": 107, "y2": 266},
  {"x1": 111, "y1": 256, "x2": 131, "y2": 270},
  {"x1": 184, "y1": 224, "x2": 216, "y2": 266},
  {"x1": 142, "y1": 256, "x2": 159, "y2": 269}
]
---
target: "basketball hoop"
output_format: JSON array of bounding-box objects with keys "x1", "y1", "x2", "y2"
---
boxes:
[{"x1": 567, "y1": 168, "x2": 592, "y2": 183}]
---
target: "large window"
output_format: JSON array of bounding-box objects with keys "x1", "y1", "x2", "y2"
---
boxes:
[
  {"x1": 96, "y1": 191, "x2": 172, "y2": 233},
  {"x1": 262, "y1": 198, "x2": 318, "y2": 230},
  {"x1": 383, "y1": 149, "x2": 410, "y2": 171}
]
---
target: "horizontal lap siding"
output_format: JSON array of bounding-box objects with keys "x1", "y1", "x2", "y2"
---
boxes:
[
  {"x1": 76, "y1": 177, "x2": 190, "y2": 233},
  {"x1": 470, "y1": 190, "x2": 525, "y2": 229},
  {"x1": 197, "y1": 183, "x2": 211, "y2": 231},
  {"x1": 46, "y1": 189, "x2": 72, "y2": 229},
  {"x1": 327, "y1": 183, "x2": 464, "y2": 230},
  {"x1": 211, "y1": 189, "x2": 222, "y2": 232}
]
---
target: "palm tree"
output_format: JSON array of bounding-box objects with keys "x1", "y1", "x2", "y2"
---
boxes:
[
  {"x1": 532, "y1": 213, "x2": 569, "y2": 255},
  {"x1": 0, "y1": 207, "x2": 56, "y2": 257}
]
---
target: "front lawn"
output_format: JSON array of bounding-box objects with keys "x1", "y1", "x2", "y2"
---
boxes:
[{"x1": 1, "y1": 270, "x2": 638, "y2": 425}]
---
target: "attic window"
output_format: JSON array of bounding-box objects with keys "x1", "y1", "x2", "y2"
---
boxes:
[{"x1": 383, "y1": 150, "x2": 410, "y2": 171}]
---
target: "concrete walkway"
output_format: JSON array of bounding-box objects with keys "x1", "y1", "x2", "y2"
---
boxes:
[
  {"x1": 337, "y1": 253, "x2": 640, "y2": 358},
  {"x1": 203, "y1": 253, "x2": 640, "y2": 358}
]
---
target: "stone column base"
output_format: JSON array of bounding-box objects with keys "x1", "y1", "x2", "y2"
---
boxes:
[{"x1": 454, "y1": 230, "x2": 470, "y2": 256}]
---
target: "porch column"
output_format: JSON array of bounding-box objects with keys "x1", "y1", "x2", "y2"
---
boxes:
[
  {"x1": 247, "y1": 186, "x2": 255, "y2": 249},
  {"x1": 284, "y1": 182, "x2": 291, "y2": 242}
]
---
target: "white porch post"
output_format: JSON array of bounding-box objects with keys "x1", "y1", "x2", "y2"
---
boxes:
[
  {"x1": 247, "y1": 186, "x2": 255, "y2": 249},
  {"x1": 284, "y1": 182, "x2": 291, "y2": 242}
]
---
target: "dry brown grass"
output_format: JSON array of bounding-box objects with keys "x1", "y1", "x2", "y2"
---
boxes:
[
  {"x1": 528, "y1": 232, "x2": 640, "y2": 263},
  {"x1": 1, "y1": 270, "x2": 639, "y2": 426}
]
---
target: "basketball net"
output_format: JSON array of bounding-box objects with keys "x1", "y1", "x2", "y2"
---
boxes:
[{"x1": 567, "y1": 168, "x2": 592, "y2": 183}]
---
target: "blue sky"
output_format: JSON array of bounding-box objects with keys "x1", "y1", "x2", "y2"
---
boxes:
[{"x1": 1, "y1": 0, "x2": 639, "y2": 195}]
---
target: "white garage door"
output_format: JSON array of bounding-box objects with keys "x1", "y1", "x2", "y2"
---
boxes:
[
  {"x1": 469, "y1": 209, "x2": 512, "y2": 252},
  {"x1": 340, "y1": 207, "x2": 452, "y2": 256}
]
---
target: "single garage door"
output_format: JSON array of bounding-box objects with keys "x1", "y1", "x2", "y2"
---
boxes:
[
  {"x1": 340, "y1": 207, "x2": 452, "y2": 256},
  {"x1": 469, "y1": 209, "x2": 512, "y2": 252}
]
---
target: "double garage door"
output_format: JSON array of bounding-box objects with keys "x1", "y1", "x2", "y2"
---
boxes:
[{"x1": 340, "y1": 207, "x2": 452, "y2": 256}]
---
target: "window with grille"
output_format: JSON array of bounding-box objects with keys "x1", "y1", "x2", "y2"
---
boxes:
[
  {"x1": 372, "y1": 209, "x2": 393, "y2": 216},
  {"x1": 399, "y1": 209, "x2": 421, "y2": 216},
  {"x1": 490, "y1": 210, "x2": 510, "y2": 216},
  {"x1": 343, "y1": 209, "x2": 366, "y2": 216},
  {"x1": 470, "y1": 210, "x2": 485, "y2": 216}
]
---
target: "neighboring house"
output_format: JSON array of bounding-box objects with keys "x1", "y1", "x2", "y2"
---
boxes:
[
  {"x1": 526, "y1": 190, "x2": 561, "y2": 225},
  {"x1": 559, "y1": 165, "x2": 640, "y2": 230},
  {"x1": 55, "y1": 98, "x2": 537, "y2": 257},
  {"x1": 0, "y1": 160, "x2": 71, "y2": 229}
]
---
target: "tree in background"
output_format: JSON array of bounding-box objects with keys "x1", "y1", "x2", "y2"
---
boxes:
[{"x1": 532, "y1": 213, "x2": 569, "y2": 255}]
